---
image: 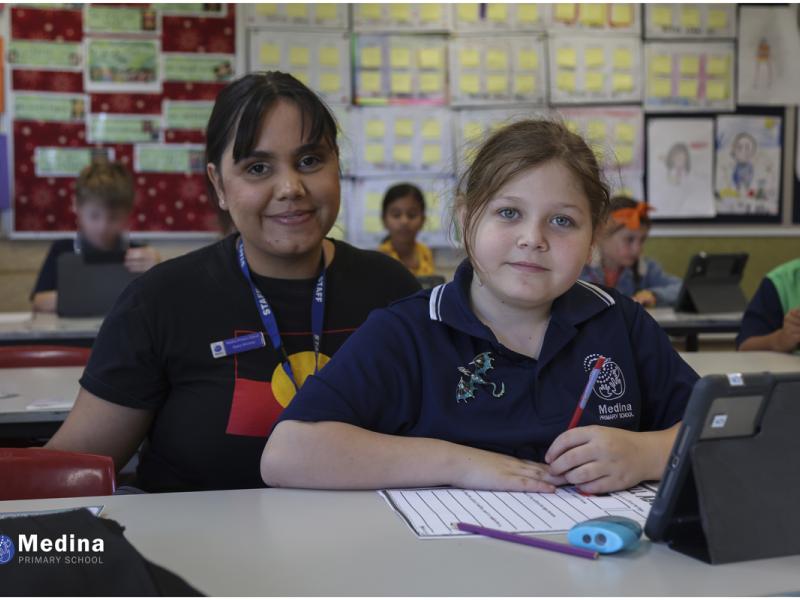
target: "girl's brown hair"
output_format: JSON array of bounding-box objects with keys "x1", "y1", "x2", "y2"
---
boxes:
[
  {"x1": 75, "y1": 158, "x2": 135, "y2": 211},
  {"x1": 455, "y1": 119, "x2": 610, "y2": 262}
]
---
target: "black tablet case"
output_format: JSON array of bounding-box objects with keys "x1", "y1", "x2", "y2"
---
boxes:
[{"x1": 661, "y1": 381, "x2": 800, "y2": 564}]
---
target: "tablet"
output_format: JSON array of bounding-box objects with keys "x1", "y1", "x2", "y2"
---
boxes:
[
  {"x1": 674, "y1": 252, "x2": 748, "y2": 313},
  {"x1": 56, "y1": 253, "x2": 138, "y2": 317}
]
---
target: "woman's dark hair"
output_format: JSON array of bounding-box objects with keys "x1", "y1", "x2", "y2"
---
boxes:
[
  {"x1": 381, "y1": 183, "x2": 426, "y2": 218},
  {"x1": 205, "y1": 71, "x2": 340, "y2": 200}
]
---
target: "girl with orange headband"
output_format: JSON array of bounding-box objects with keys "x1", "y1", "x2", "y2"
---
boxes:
[{"x1": 580, "y1": 195, "x2": 681, "y2": 307}]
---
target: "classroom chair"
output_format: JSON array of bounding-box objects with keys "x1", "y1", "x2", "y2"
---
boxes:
[
  {"x1": 0, "y1": 345, "x2": 92, "y2": 368},
  {"x1": 0, "y1": 448, "x2": 116, "y2": 500}
]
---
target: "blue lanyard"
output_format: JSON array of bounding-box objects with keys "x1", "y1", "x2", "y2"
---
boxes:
[{"x1": 237, "y1": 237, "x2": 326, "y2": 392}]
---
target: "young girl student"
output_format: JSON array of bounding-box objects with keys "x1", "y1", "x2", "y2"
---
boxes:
[
  {"x1": 30, "y1": 158, "x2": 161, "y2": 313},
  {"x1": 377, "y1": 183, "x2": 436, "y2": 276},
  {"x1": 580, "y1": 195, "x2": 681, "y2": 308},
  {"x1": 46, "y1": 72, "x2": 420, "y2": 492},
  {"x1": 262, "y1": 120, "x2": 698, "y2": 495}
]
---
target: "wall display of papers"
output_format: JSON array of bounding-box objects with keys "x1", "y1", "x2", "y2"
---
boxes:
[
  {"x1": 715, "y1": 115, "x2": 782, "y2": 216},
  {"x1": 645, "y1": 4, "x2": 736, "y2": 39},
  {"x1": 644, "y1": 42, "x2": 735, "y2": 112},
  {"x1": 249, "y1": 31, "x2": 351, "y2": 105},
  {"x1": 354, "y1": 106, "x2": 454, "y2": 176},
  {"x1": 353, "y1": 3, "x2": 452, "y2": 32},
  {"x1": 451, "y1": 3, "x2": 546, "y2": 32},
  {"x1": 354, "y1": 35, "x2": 448, "y2": 105},
  {"x1": 449, "y1": 35, "x2": 547, "y2": 106},
  {"x1": 350, "y1": 175, "x2": 455, "y2": 248},
  {"x1": 548, "y1": 36, "x2": 642, "y2": 104},
  {"x1": 242, "y1": 3, "x2": 348, "y2": 30},
  {"x1": 549, "y1": 3, "x2": 641, "y2": 35},
  {"x1": 454, "y1": 107, "x2": 547, "y2": 168}
]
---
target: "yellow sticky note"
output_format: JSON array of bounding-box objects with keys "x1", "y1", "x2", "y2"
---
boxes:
[
  {"x1": 366, "y1": 119, "x2": 385, "y2": 138},
  {"x1": 487, "y1": 3, "x2": 508, "y2": 22},
  {"x1": 359, "y1": 4, "x2": 381, "y2": 20},
  {"x1": 422, "y1": 120, "x2": 441, "y2": 140},
  {"x1": 363, "y1": 215, "x2": 383, "y2": 234},
  {"x1": 519, "y1": 49, "x2": 538, "y2": 70},
  {"x1": 487, "y1": 74, "x2": 508, "y2": 93},
  {"x1": 678, "y1": 79, "x2": 698, "y2": 99},
  {"x1": 287, "y1": 3, "x2": 308, "y2": 18},
  {"x1": 580, "y1": 3, "x2": 605, "y2": 26},
  {"x1": 365, "y1": 144, "x2": 385, "y2": 163},
  {"x1": 256, "y1": 4, "x2": 278, "y2": 16},
  {"x1": 389, "y1": 3, "x2": 412, "y2": 22},
  {"x1": 361, "y1": 47, "x2": 382, "y2": 68},
  {"x1": 460, "y1": 49, "x2": 480, "y2": 68},
  {"x1": 289, "y1": 46, "x2": 310, "y2": 67},
  {"x1": 514, "y1": 75, "x2": 535, "y2": 94},
  {"x1": 390, "y1": 73, "x2": 412, "y2": 94},
  {"x1": 615, "y1": 123, "x2": 635, "y2": 143},
  {"x1": 612, "y1": 73, "x2": 634, "y2": 92},
  {"x1": 259, "y1": 43, "x2": 280, "y2": 65},
  {"x1": 707, "y1": 56, "x2": 729, "y2": 76},
  {"x1": 592, "y1": 145, "x2": 605, "y2": 163},
  {"x1": 555, "y1": 3, "x2": 577, "y2": 22},
  {"x1": 585, "y1": 47, "x2": 605, "y2": 68},
  {"x1": 565, "y1": 120, "x2": 579, "y2": 133},
  {"x1": 319, "y1": 73, "x2": 340, "y2": 93},
  {"x1": 316, "y1": 4, "x2": 337, "y2": 21},
  {"x1": 652, "y1": 5, "x2": 673, "y2": 27},
  {"x1": 681, "y1": 6, "x2": 700, "y2": 29},
  {"x1": 487, "y1": 49, "x2": 508, "y2": 70},
  {"x1": 422, "y1": 145, "x2": 442, "y2": 164},
  {"x1": 651, "y1": 55, "x2": 672, "y2": 76},
  {"x1": 610, "y1": 4, "x2": 633, "y2": 26},
  {"x1": 460, "y1": 74, "x2": 480, "y2": 94},
  {"x1": 613, "y1": 48, "x2": 632, "y2": 70},
  {"x1": 419, "y1": 72, "x2": 442, "y2": 93},
  {"x1": 557, "y1": 47, "x2": 577, "y2": 68},
  {"x1": 393, "y1": 144, "x2": 413, "y2": 164},
  {"x1": 708, "y1": 8, "x2": 728, "y2": 31},
  {"x1": 585, "y1": 71, "x2": 604, "y2": 91},
  {"x1": 418, "y1": 48, "x2": 443, "y2": 69},
  {"x1": 420, "y1": 4, "x2": 442, "y2": 22},
  {"x1": 464, "y1": 121, "x2": 483, "y2": 141},
  {"x1": 706, "y1": 80, "x2": 728, "y2": 100},
  {"x1": 457, "y1": 4, "x2": 479, "y2": 23},
  {"x1": 586, "y1": 121, "x2": 606, "y2": 141},
  {"x1": 557, "y1": 71, "x2": 576, "y2": 91},
  {"x1": 366, "y1": 193, "x2": 383, "y2": 211},
  {"x1": 650, "y1": 78, "x2": 672, "y2": 98},
  {"x1": 320, "y1": 47, "x2": 340, "y2": 68},
  {"x1": 394, "y1": 119, "x2": 414, "y2": 138},
  {"x1": 424, "y1": 215, "x2": 441, "y2": 232},
  {"x1": 518, "y1": 4, "x2": 538, "y2": 23},
  {"x1": 679, "y1": 55, "x2": 700, "y2": 76},
  {"x1": 360, "y1": 71, "x2": 382, "y2": 93},
  {"x1": 390, "y1": 47, "x2": 411, "y2": 68},
  {"x1": 615, "y1": 144, "x2": 634, "y2": 166},
  {"x1": 293, "y1": 71, "x2": 310, "y2": 86}
]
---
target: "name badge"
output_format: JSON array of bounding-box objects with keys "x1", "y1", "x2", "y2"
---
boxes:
[{"x1": 210, "y1": 332, "x2": 266, "y2": 359}]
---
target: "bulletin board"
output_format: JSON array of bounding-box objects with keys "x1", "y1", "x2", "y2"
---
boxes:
[{"x1": 7, "y1": 4, "x2": 236, "y2": 235}]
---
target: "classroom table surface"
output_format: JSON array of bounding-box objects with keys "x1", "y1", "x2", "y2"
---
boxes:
[
  {"x1": 0, "y1": 311, "x2": 103, "y2": 342},
  {"x1": 0, "y1": 488, "x2": 799, "y2": 596}
]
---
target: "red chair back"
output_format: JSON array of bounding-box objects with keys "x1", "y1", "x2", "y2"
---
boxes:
[
  {"x1": 0, "y1": 448, "x2": 115, "y2": 500},
  {"x1": 0, "y1": 345, "x2": 91, "y2": 368}
]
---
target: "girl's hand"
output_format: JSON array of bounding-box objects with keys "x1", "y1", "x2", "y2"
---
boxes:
[
  {"x1": 544, "y1": 425, "x2": 674, "y2": 494},
  {"x1": 452, "y1": 446, "x2": 567, "y2": 492},
  {"x1": 632, "y1": 290, "x2": 657, "y2": 307},
  {"x1": 125, "y1": 247, "x2": 161, "y2": 273},
  {"x1": 773, "y1": 308, "x2": 800, "y2": 352}
]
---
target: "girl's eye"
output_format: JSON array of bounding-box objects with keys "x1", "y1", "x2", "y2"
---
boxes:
[
  {"x1": 299, "y1": 155, "x2": 321, "y2": 169},
  {"x1": 498, "y1": 208, "x2": 519, "y2": 220},
  {"x1": 246, "y1": 163, "x2": 269, "y2": 176},
  {"x1": 551, "y1": 215, "x2": 575, "y2": 228}
]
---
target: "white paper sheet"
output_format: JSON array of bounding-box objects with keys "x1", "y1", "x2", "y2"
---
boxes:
[
  {"x1": 380, "y1": 485, "x2": 657, "y2": 538},
  {"x1": 25, "y1": 398, "x2": 74, "y2": 411}
]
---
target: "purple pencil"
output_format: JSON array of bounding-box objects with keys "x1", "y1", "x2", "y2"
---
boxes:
[{"x1": 455, "y1": 522, "x2": 598, "y2": 560}]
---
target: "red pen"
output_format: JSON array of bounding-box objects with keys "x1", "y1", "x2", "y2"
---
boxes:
[{"x1": 567, "y1": 356, "x2": 605, "y2": 429}]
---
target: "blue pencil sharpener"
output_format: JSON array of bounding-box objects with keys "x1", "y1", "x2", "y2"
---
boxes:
[{"x1": 568, "y1": 516, "x2": 643, "y2": 554}]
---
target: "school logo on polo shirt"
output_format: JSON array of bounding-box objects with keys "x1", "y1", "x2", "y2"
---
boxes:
[{"x1": 583, "y1": 353, "x2": 633, "y2": 421}]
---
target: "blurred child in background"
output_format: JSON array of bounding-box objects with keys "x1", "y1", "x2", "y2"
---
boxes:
[{"x1": 378, "y1": 183, "x2": 435, "y2": 277}]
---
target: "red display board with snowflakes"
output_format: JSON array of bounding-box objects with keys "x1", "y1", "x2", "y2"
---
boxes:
[{"x1": 8, "y1": 4, "x2": 236, "y2": 234}]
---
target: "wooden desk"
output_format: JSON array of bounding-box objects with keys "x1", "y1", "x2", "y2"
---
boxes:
[{"x1": 649, "y1": 308, "x2": 743, "y2": 351}]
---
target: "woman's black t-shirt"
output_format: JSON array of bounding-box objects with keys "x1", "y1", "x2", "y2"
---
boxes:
[{"x1": 79, "y1": 234, "x2": 421, "y2": 492}]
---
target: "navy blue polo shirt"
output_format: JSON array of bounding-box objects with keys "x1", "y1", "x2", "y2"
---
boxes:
[
  {"x1": 737, "y1": 277, "x2": 783, "y2": 348},
  {"x1": 278, "y1": 260, "x2": 699, "y2": 462}
]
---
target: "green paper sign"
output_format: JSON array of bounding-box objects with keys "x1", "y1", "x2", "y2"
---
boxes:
[
  {"x1": 164, "y1": 101, "x2": 214, "y2": 130},
  {"x1": 34, "y1": 147, "x2": 113, "y2": 177},
  {"x1": 89, "y1": 115, "x2": 161, "y2": 143},
  {"x1": 135, "y1": 145, "x2": 205, "y2": 174},
  {"x1": 163, "y1": 54, "x2": 234, "y2": 83},
  {"x1": 85, "y1": 5, "x2": 159, "y2": 34},
  {"x1": 8, "y1": 40, "x2": 82, "y2": 69},
  {"x1": 14, "y1": 94, "x2": 86, "y2": 122},
  {"x1": 86, "y1": 38, "x2": 159, "y2": 91}
]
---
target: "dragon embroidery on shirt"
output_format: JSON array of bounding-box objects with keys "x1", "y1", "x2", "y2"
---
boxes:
[{"x1": 456, "y1": 352, "x2": 506, "y2": 403}]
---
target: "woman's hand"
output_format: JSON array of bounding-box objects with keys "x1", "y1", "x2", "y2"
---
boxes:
[{"x1": 125, "y1": 247, "x2": 161, "y2": 273}]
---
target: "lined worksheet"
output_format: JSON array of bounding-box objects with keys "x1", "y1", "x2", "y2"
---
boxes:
[{"x1": 380, "y1": 485, "x2": 657, "y2": 538}]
